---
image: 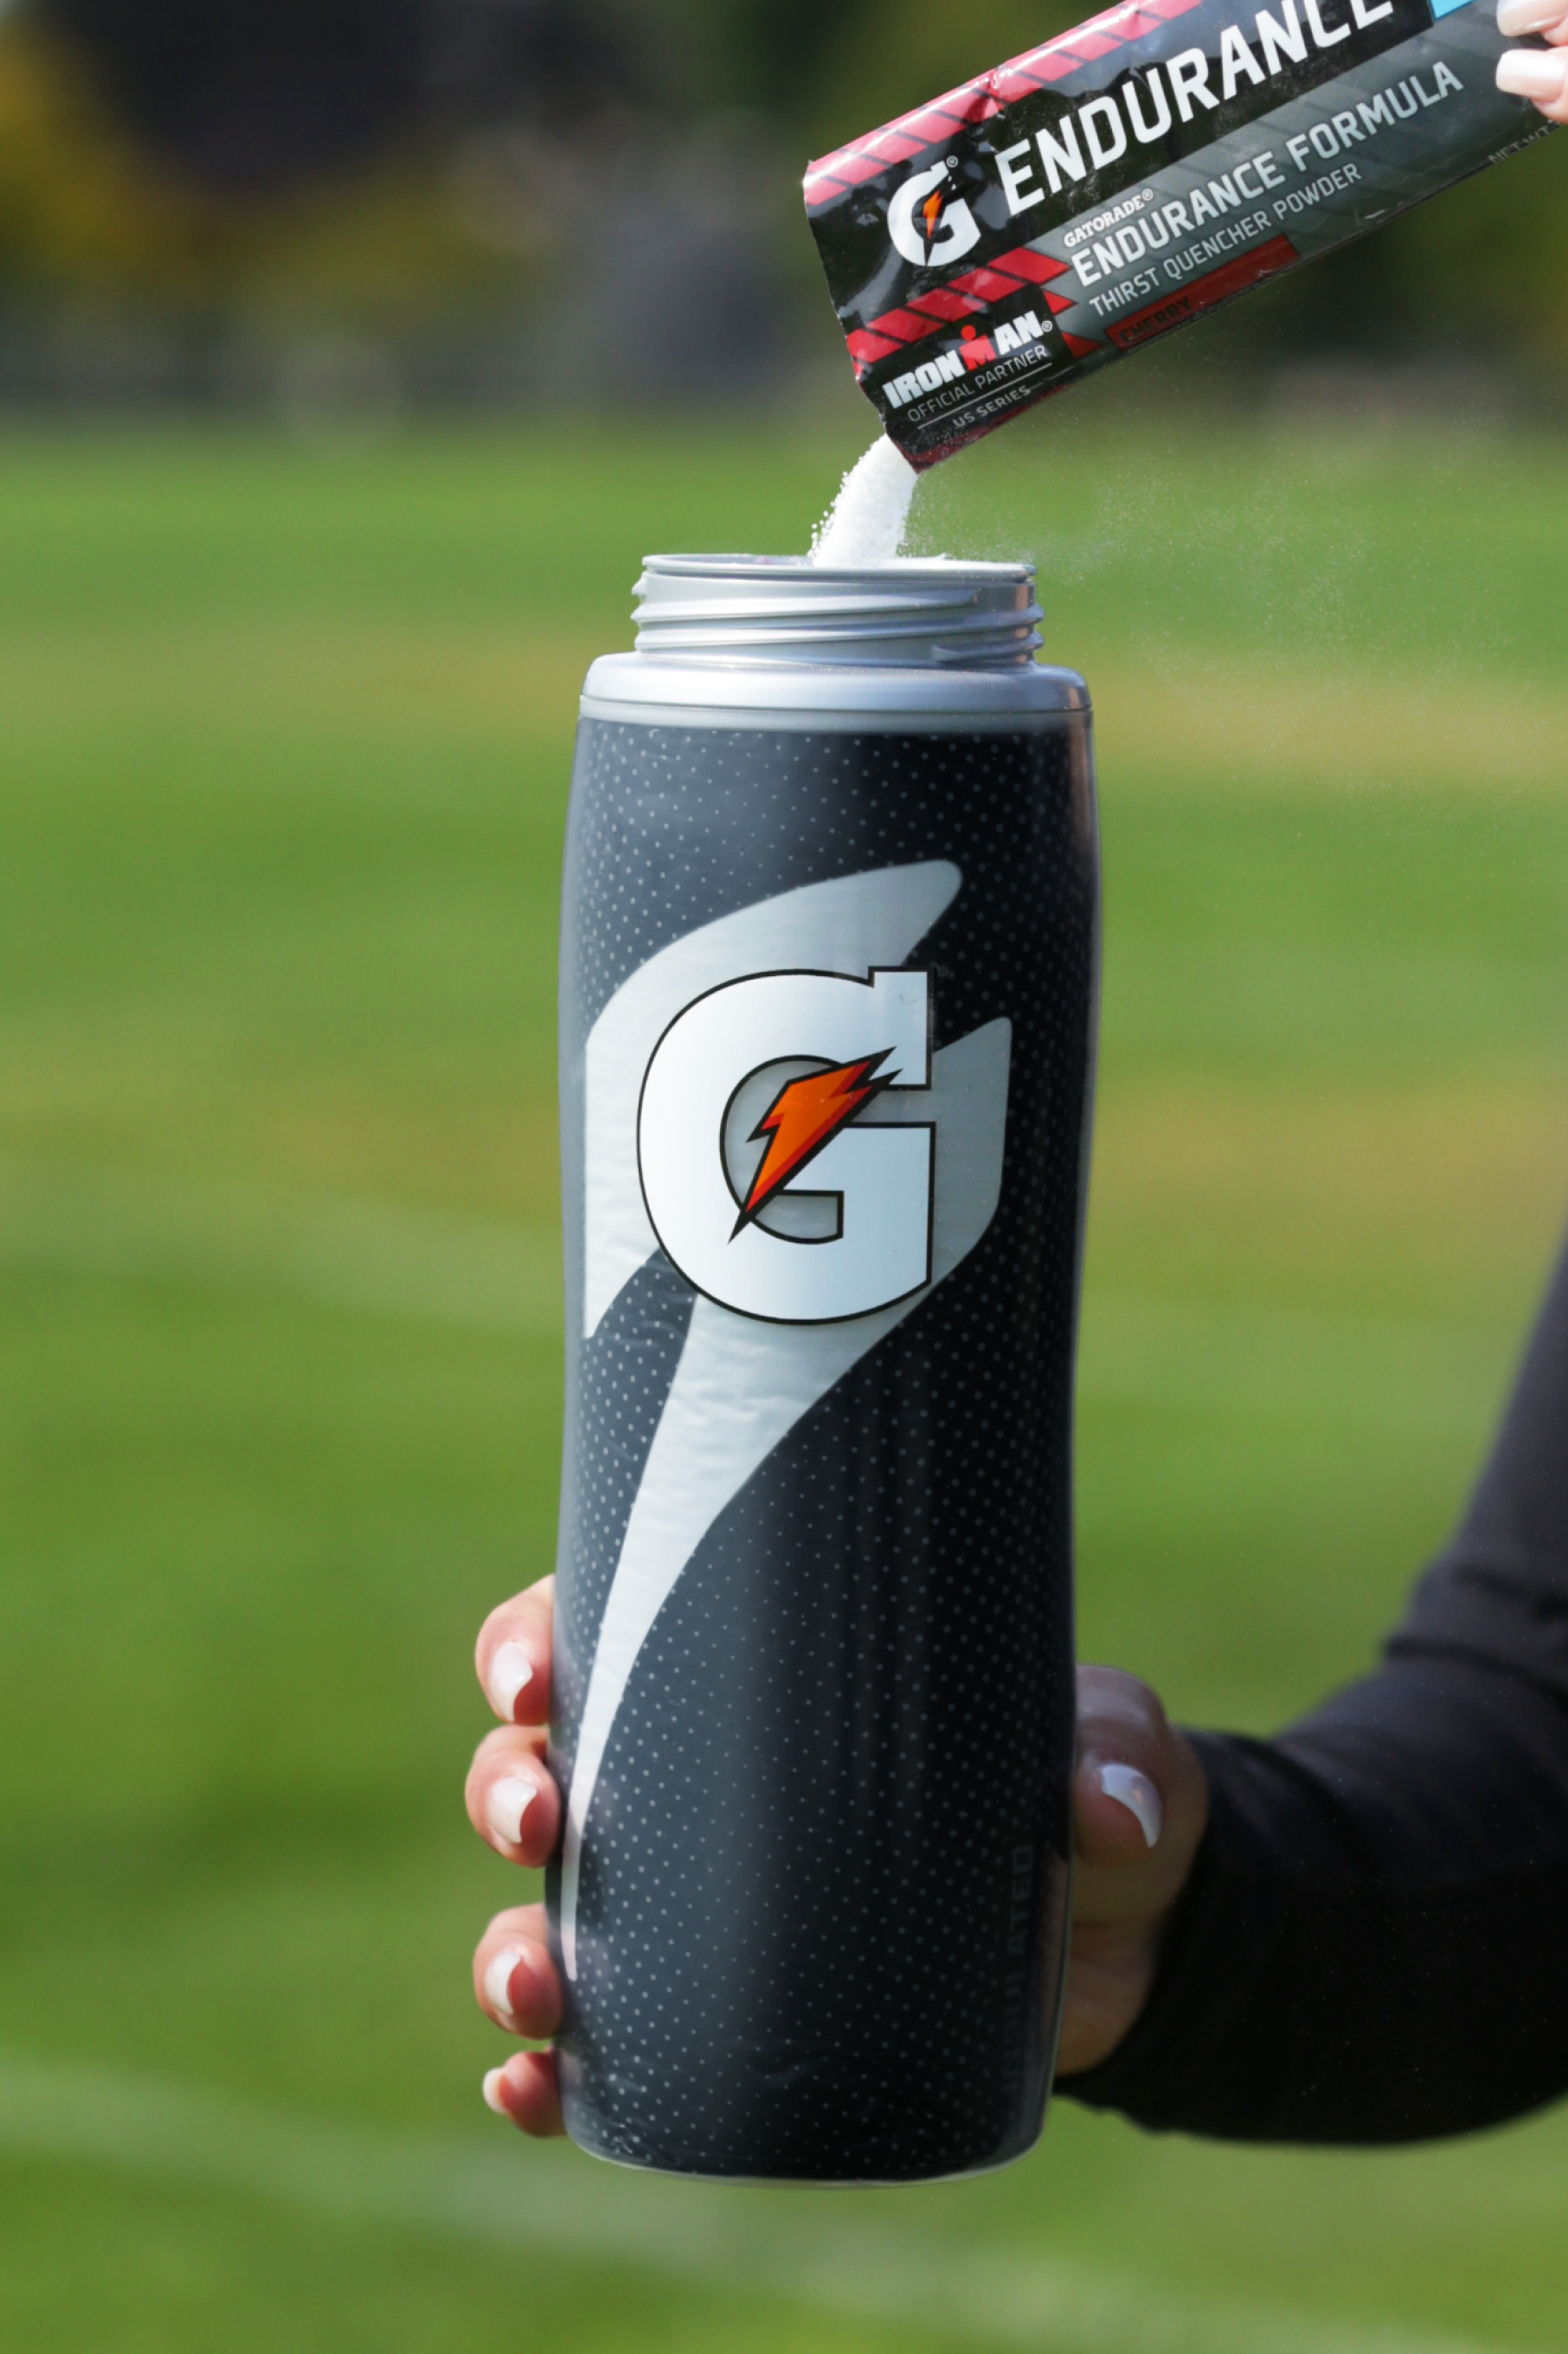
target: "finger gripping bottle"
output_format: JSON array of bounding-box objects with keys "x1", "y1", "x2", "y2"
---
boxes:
[{"x1": 551, "y1": 556, "x2": 1098, "y2": 2182}]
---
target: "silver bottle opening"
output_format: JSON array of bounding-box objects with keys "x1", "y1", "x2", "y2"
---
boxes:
[{"x1": 633, "y1": 555, "x2": 1044, "y2": 672}]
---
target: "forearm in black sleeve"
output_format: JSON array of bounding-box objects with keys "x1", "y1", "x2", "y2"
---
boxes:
[{"x1": 1063, "y1": 1220, "x2": 1568, "y2": 2143}]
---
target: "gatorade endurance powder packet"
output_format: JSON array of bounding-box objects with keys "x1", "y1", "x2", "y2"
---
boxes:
[
  {"x1": 805, "y1": 0, "x2": 1553, "y2": 466},
  {"x1": 551, "y1": 559, "x2": 1096, "y2": 2179}
]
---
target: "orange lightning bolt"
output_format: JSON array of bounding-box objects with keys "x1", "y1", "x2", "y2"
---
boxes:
[
  {"x1": 922, "y1": 188, "x2": 945, "y2": 246},
  {"x1": 734, "y1": 1052, "x2": 896, "y2": 1236}
]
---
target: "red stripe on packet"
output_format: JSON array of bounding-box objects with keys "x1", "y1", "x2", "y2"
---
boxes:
[{"x1": 803, "y1": 0, "x2": 1205, "y2": 202}]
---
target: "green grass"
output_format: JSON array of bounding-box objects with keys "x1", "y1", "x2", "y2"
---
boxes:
[{"x1": 0, "y1": 413, "x2": 1566, "y2": 2352}]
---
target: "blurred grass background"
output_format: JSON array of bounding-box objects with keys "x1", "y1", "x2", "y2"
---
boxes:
[{"x1": 0, "y1": 382, "x2": 1565, "y2": 2351}]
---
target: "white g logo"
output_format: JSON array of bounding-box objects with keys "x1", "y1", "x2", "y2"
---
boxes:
[
  {"x1": 888, "y1": 161, "x2": 982, "y2": 268},
  {"x1": 638, "y1": 967, "x2": 934, "y2": 1324}
]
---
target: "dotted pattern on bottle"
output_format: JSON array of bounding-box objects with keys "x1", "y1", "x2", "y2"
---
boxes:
[{"x1": 552, "y1": 718, "x2": 1096, "y2": 2181}]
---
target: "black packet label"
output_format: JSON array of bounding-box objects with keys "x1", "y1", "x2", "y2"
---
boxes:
[{"x1": 804, "y1": 0, "x2": 1551, "y2": 467}]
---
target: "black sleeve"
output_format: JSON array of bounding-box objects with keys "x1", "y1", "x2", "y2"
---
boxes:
[{"x1": 1062, "y1": 1222, "x2": 1568, "y2": 2143}]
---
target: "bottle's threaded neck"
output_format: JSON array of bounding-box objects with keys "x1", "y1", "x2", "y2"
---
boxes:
[{"x1": 632, "y1": 555, "x2": 1044, "y2": 672}]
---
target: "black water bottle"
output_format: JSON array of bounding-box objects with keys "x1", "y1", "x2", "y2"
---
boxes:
[{"x1": 549, "y1": 554, "x2": 1098, "y2": 2181}]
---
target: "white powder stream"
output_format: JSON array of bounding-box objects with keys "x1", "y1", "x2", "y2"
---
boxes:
[{"x1": 811, "y1": 435, "x2": 920, "y2": 567}]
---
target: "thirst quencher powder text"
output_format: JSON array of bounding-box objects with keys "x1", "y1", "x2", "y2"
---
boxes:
[{"x1": 806, "y1": 0, "x2": 1553, "y2": 466}]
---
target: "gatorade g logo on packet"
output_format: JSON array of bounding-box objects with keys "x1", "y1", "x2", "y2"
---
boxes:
[
  {"x1": 888, "y1": 160, "x2": 986, "y2": 264},
  {"x1": 804, "y1": 0, "x2": 1554, "y2": 468}
]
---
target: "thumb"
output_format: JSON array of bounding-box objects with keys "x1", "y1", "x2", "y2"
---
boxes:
[{"x1": 1073, "y1": 1664, "x2": 1208, "y2": 1926}]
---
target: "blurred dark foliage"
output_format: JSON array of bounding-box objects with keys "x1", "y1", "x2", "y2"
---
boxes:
[
  {"x1": 40, "y1": 0, "x2": 643, "y2": 194},
  {"x1": 33, "y1": 0, "x2": 1093, "y2": 196}
]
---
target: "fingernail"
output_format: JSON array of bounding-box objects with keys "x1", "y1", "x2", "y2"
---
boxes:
[
  {"x1": 482, "y1": 2065, "x2": 512, "y2": 2118},
  {"x1": 485, "y1": 1776, "x2": 537, "y2": 1848},
  {"x1": 485, "y1": 1640, "x2": 533, "y2": 1720},
  {"x1": 483, "y1": 1945, "x2": 527, "y2": 2020},
  {"x1": 1496, "y1": 0, "x2": 1560, "y2": 33},
  {"x1": 1097, "y1": 1761, "x2": 1164, "y2": 1849},
  {"x1": 1496, "y1": 47, "x2": 1568, "y2": 95}
]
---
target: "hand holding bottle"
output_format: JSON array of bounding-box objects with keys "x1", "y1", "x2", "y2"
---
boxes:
[{"x1": 466, "y1": 1581, "x2": 1210, "y2": 2133}]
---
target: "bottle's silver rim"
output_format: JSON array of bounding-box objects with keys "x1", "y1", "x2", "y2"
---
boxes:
[
  {"x1": 633, "y1": 553, "x2": 1044, "y2": 672},
  {"x1": 581, "y1": 650, "x2": 1089, "y2": 729},
  {"x1": 644, "y1": 552, "x2": 1032, "y2": 583}
]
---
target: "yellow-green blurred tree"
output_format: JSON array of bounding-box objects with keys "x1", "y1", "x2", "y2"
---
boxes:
[{"x1": 0, "y1": 5, "x2": 541, "y2": 329}]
